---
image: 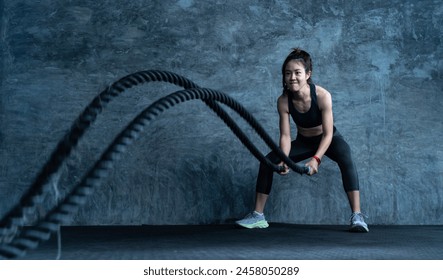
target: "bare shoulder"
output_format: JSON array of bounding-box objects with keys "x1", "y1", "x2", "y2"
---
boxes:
[
  {"x1": 277, "y1": 92, "x2": 289, "y2": 113},
  {"x1": 314, "y1": 85, "x2": 332, "y2": 109},
  {"x1": 314, "y1": 85, "x2": 331, "y2": 98}
]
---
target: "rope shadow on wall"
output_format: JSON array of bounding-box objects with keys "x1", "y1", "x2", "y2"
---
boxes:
[{"x1": 0, "y1": 70, "x2": 309, "y2": 259}]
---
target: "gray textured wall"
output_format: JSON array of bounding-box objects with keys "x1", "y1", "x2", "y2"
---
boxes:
[{"x1": 1, "y1": 0, "x2": 442, "y2": 226}]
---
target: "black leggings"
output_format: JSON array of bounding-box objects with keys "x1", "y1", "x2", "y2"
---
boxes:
[{"x1": 256, "y1": 129, "x2": 359, "y2": 194}]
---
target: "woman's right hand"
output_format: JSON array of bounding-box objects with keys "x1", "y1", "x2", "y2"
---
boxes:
[{"x1": 277, "y1": 162, "x2": 290, "y2": 175}]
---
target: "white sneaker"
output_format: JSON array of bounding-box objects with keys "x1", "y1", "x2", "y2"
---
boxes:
[
  {"x1": 235, "y1": 211, "x2": 269, "y2": 229},
  {"x1": 349, "y1": 212, "x2": 369, "y2": 232}
]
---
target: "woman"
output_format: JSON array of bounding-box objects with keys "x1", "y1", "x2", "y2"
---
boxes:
[{"x1": 236, "y1": 48, "x2": 368, "y2": 232}]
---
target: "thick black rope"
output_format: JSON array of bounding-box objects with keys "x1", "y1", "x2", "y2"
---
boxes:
[
  {"x1": 0, "y1": 87, "x2": 309, "y2": 259},
  {"x1": 0, "y1": 73, "x2": 308, "y2": 259},
  {"x1": 0, "y1": 71, "x2": 199, "y2": 241},
  {"x1": 203, "y1": 99, "x2": 308, "y2": 174}
]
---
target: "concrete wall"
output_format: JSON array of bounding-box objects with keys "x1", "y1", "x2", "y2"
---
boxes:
[{"x1": 1, "y1": 0, "x2": 442, "y2": 226}]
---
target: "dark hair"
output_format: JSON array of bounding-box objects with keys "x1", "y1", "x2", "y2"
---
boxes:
[{"x1": 281, "y1": 48, "x2": 313, "y2": 88}]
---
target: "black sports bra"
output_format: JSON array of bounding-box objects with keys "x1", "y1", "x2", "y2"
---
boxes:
[{"x1": 288, "y1": 83, "x2": 322, "y2": 128}]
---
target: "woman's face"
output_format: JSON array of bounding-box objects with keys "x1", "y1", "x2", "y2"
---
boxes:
[{"x1": 284, "y1": 59, "x2": 311, "y2": 92}]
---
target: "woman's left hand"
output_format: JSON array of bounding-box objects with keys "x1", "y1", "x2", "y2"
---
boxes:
[{"x1": 305, "y1": 158, "x2": 319, "y2": 176}]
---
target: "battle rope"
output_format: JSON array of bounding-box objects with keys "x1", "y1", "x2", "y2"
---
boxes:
[
  {"x1": 0, "y1": 72, "x2": 308, "y2": 259},
  {"x1": 0, "y1": 71, "x2": 200, "y2": 242}
]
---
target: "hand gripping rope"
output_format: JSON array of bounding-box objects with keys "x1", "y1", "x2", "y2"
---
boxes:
[{"x1": 0, "y1": 70, "x2": 309, "y2": 259}]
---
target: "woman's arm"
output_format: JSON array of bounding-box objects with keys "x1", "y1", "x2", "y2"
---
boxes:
[
  {"x1": 306, "y1": 86, "x2": 334, "y2": 174},
  {"x1": 277, "y1": 94, "x2": 292, "y2": 174}
]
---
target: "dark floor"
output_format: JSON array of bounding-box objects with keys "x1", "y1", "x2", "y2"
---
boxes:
[{"x1": 17, "y1": 224, "x2": 443, "y2": 260}]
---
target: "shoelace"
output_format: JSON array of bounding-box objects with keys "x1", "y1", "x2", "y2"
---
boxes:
[{"x1": 350, "y1": 212, "x2": 368, "y2": 223}]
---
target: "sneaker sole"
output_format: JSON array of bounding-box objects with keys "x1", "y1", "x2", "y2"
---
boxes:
[
  {"x1": 236, "y1": 221, "x2": 269, "y2": 229},
  {"x1": 349, "y1": 225, "x2": 369, "y2": 233}
]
